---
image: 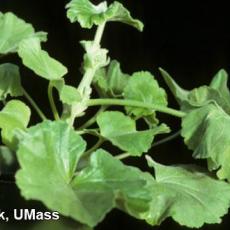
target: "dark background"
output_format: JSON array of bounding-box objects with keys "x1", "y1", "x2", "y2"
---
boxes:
[{"x1": 1, "y1": 0, "x2": 230, "y2": 229}]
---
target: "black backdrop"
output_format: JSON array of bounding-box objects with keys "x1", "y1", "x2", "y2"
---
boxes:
[{"x1": 0, "y1": 0, "x2": 230, "y2": 230}]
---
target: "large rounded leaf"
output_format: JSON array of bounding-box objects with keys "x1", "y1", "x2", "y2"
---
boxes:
[{"x1": 144, "y1": 156, "x2": 230, "y2": 228}]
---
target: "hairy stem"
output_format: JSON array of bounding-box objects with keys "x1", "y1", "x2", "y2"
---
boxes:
[
  {"x1": 93, "y1": 22, "x2": 106, "y2": 47},
  {"x1": 22, "y1": 88, "x2": 47, "y2": 121},
  {"x1": 48, "y1": 82, "x2": 60, "y2": 120},
  {"x1": 78, "y1": 22, "x2": 106, "y2": 94},
  {"x1": 87, "y1": 99, "x2": 186, "y2": 118}
]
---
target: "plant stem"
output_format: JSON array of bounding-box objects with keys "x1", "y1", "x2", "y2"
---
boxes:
[
  {"x1": 22, "y1": 88, "x2": 47, "y2": 121},
  {"x1": 93, "y1": 22, "x2": 106, "y2": 46},
  {"x1": 83, "y1": 138, "x2": 104, "y2": 158},
  {"x1": 48, "y1": 82, "x2": 60, "y2": 120},
  {"x1": 78, "y1": 23, "x2": 106, "y2": 94},
  {"x1": 87, "y1": 99, "x2": 186, "y2": 118},
  {"x1": 152, "y1": 130, "x2": 181, "y2": 148},
  {"x1": 77, "y1": 106, "x2": 107, "y2": 130},
  {"x1": 115, "y1": 153, "x2": 130, "y2": 160}
]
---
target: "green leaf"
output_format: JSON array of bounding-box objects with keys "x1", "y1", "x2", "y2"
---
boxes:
[
  {"x1": 181, "y1": 103, "x2": 230, "y2": 181},
  {"x1": 66, "y1": 0, "x2": 108, "y2": 28},
  {"x1": 210, "y1": 69, "x2": 230, "y2": 95},
  {"x1": 96, "y1": 111, "x2": 169, "y2": 156},
  {"x1": 0, "y1": 12, "x2": 47, "y2": 54},
  {"x1": 159, "y1": 68, "x2": 189, "y2": 105},
  {"x1": 186, "y1": 86, "x2": 230, "y2": 113},
  {"x1": 16, "y1": 121, "x2": 103, "y2": 226},
  {"x1": 66, "y1": 0, "x2": 143, "y2": 31},
  {"x1": 32, "y1": 220, "x2": 93, "y2": 230},
  {"x1": 0, "y1": 145, "x2": 15, "y2": 174},
  {"x1": 105, "y1": 1, "x2": 144, "y2": 31},
  {"x1": 18, "y1": 37, "x2": 68, "y2": 80},
  {"x1": 209, "y1": 69, "x2": 230, "y2": 111},
  {"x1": 0, "y1": 63, "x2": 23, "y2": 100},
  {"x1": 52, "y1": 80, "x2": 81, "y2": 105},
  {"x1": 15, "y1": 121, "x2": 150, "y2": 227},
  {"x1": 93, "y1": 60, "x2": 129, "y2": 97},
  {"x1": 124, "y1": 71, "x2": 167, "y2": 117},
  {"x1": 144, "y1": 156, "x2": 230, "y2": 228},
  {"x1": 0, "y1": 100, "x2": 31, "y2": 149},
  {"x1": 74, "y1": 149, "x2": 152, "y2": 223}
]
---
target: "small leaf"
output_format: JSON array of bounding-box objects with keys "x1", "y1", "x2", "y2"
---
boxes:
[
  {"x1": 66, "y1": 0, "x2": 108, "y2": 28},
  {"x1": 93, "y1": 60, "x2": 129, "y2": 97},
  {"x1": 0, "y1": 12, "x2": 47, "y2": 54},
  {"x1": 159, "y1": 68, "x2": 189, "y2": 105},
  {"x1": 0, "y1": 63, "x2": 23, "y2": 100},
  {"x1": 96, "y1": 111, "x2": 169, "y2": 156},
  {"x1": 124, "y1": 71, "x2": 167, "y2": 117},
  {"x1": 181, "y1": 103, "x2": 230, "y2": 181},
  {"x1": 210, "y1": 69, "x2": 229, "y2": 94},
  {"x1": 105, "y1": 1, "x2": 144, "y2": 31},
  {"x1": 209, "y1": 69, "x2": 230, "y2": 111},
  {"x1": 144, "y1": 156, "x2": 230, "y2": 228},
  {"x1": 186, "y1": 86, "x2": 230, "y2": 114},
  {"x1": 18, "y1": 37, "x2": 68, "y2": 80},
  {"x1": 52, "y1": 80, "x2": 81, "y2": 105},
  {"x1": 0, "y1": 100, "x2": 31, "y2": 149},
  {"x1": 66, "y1": 0, "x2": 143, "y2": 31}
]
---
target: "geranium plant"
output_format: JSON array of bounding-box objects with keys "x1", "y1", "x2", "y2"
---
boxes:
[{"x1": 1, "y1": 0, "x2": 230, "y2": 229}]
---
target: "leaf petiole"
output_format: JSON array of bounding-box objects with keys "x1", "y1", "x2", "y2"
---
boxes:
[
  {"x1": 83, "y1": 137, "x2": 105, "y2": 158},
  {"x1": 48, "y1": 82, "x2": 60, "y2": 120},
  {"x1": 22, "y1": 88, "x2": 47, "y2": 121},
  {"x1": 87, "y1": 99, "x2": 186, "y2": 118},
  {"x1": 115, "y1": 153, "x2": 130, "y2": 160},
  {"x1": 152, "y1": 130, "x2": 181, "y2": 148},
  {"x1": 77, "y1": 106, "x2": 107, "y2": 130}
]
